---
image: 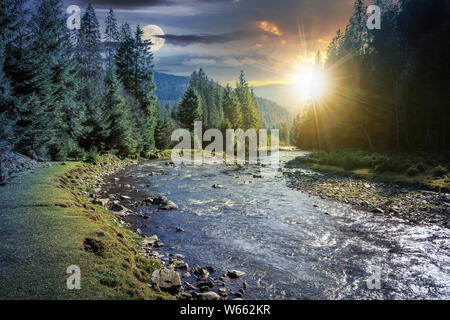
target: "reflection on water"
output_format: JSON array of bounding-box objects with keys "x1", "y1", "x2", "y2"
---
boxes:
[{"x1": 120, "y1": 151, "x2": 450, "y2": 299}]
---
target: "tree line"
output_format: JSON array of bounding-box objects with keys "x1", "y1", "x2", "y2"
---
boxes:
[
  {"x1": 0, "y1": 0, "x2": 172, "y2": 160},
  {"x1": 175, "y1": 69, "x2": 262, "y2": 137},
  {"x1": 0, "y1": 0, "x2": 267, "y2": 160},
  {"x1": 293, "y1": 0, "x2": 450, "y2": 155}
]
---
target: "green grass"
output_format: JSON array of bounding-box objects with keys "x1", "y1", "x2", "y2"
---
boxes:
[
  {"x1": 0, "y1": 156, "x2": 172, "y2": 300},
  {"x1": 307, "y1": 150, "x2": 449, "y2": 192}
]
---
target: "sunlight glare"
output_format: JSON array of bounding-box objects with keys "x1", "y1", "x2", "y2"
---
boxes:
[{"x1": 292, "y1": 66, "x2": 329, "y2": 101}]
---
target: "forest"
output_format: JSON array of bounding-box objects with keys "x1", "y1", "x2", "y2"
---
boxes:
[
  {"x1": 0, "y1": 0, "x2": 264, "y2": 163},
  {"x1": 293, "y1": 0, "x2": 450, "y2": 155}
]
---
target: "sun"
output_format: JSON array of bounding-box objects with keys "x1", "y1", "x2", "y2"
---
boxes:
[{"x1": 291, "y1": 66, "x2": 329, "y2": 100}]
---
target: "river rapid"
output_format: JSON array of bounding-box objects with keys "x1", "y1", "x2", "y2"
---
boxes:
[{"x1": 105, "y1": 150, "x2": 450, "y2": 300}]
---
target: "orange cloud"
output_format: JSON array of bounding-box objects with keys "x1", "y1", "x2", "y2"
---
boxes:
[{"x1": 257, "y1": 21, "x2": 282, "y2": 36}]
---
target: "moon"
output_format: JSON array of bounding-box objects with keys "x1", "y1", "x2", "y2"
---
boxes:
[{"x1": 142, "y1": 25, "x2": 165, "y2": 52}]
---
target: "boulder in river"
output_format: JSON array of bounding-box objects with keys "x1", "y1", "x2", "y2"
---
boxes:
[
  {"x1": 227, "y1": 270, "x2": 246, "y2": 278},
  {"x1": 212, "y1": 184, "x2": 224, "y2": 189},
  {"x1": 160, "y1": 200, "x2": 178, "y2": 210},
  {"x1": 151, "y1": 195, "x2": 168, "y2": 205},
  {"x1": 151, "y1": 268, "x2": 181, "y2": 292}
]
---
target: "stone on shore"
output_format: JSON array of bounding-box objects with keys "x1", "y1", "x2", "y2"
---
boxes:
[
  {"x1": 151, "y1": 268, "x2": 181, "y2": 292},
  {"x1": 194, "y1": 291, "x2": 220, "y2": 300}
]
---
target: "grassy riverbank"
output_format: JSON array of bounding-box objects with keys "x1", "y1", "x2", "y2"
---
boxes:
[
  {"x1": 0, "y1": 155, "x2": 172, "y2": 299},
  {"x1": 302, "y1": 150, "x2": 449, "y2": 192}
]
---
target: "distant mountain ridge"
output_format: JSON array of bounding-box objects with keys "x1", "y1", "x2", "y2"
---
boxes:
[{"x1": 153, "y1": 72, "x2": 292, "y2": 128}]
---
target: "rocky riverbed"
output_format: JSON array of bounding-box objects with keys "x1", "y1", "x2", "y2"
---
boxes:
[
  {"x1": 92, "y1": 166, "x2": 248, "y2": 300},
  {"x1": 89, "y1": 151, "x2": 450, "y2": 300},
  {"x1": 284, "y1": 166, "x2": 450, "y2": 229}
]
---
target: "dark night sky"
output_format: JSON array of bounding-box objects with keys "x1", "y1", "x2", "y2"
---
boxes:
[{"x1": 63, "y1": 0, "x2": 355, "y2": 85}]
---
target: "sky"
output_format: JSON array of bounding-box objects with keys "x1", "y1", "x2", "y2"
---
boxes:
[{"x1": 63, "y1": 0, "x2": 355, "y2": 86}]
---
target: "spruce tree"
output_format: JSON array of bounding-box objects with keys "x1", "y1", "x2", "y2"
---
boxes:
[
  {"x1": 28, "y1": 0, "x2": 81, "y2": 160},
  {"x1": 76, "y1": 4, "x2": 108, "y2": 152},
  {"x1": 104, "y1": 67, "x2": 136, "y2": 157},
  {"x1": 236, "y1": 71, "x2": 260, "y2": 130},
  {"x1": 154, "y1": 105, "x2": 174, "y2": 150},
  {"x1": 177, "y1": 86, "x2": 202, "y2": 131},
  {"x1": 0, "y1": 0, "x2": 20, "y2": 153},
  {"x1": 222, "y1": 84, "x2": 241, "y2": 129},
  {"x1": 104, "y1": 8, "x2": 119, "y2": 67}
]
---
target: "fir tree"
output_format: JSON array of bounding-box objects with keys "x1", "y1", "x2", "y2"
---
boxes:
[
  {"x1": 236, "y1": 71, "x2": 260, "y2": 130},
  {"x1": 76, "y1": 4, "x2": 108, "y2": 152},
  {"x1": 177, "y1": 86, "x2": 202, "y2": 131},
  {"x1": 104, "y1": 8, "x2": 119, "y2": 67},
  {"x1": 104, "y1": 67, "x2": 136, "y2": 157},
  {"x1": 222, "y1": 84, "x2": 241, "y2": 129}
]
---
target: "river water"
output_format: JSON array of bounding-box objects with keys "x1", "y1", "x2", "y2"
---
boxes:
[{"x1": 111, "y1": 150, "x2": 450, "y2": 300}]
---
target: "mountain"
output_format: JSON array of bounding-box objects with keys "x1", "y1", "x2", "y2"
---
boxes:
[
  {"x1": 256, "y1": 97, "x2": 293, "y2": 128},
  {"x1": 252, "y1": 84, "x2": 300, "y2": 112},
  {"x1": 154, "y1": 72, "x2": 190, "y2": 108},
  {"x1": 153, "y1": 72, "x2": 292, "y2": 128}
]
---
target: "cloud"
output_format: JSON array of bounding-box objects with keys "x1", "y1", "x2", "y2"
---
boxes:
[
  {"x1": 257, "y1": 21, "x2": 282, "y2": 36},
  {"x1": 159, "y1": 31, "x2": 252, "y2": 46},
  {"x1": 65, "y1": 0, "x2": 233, "y2": 9},
  {"x1": 182, "y1": 58, "x2": 216, "y2": 66}
]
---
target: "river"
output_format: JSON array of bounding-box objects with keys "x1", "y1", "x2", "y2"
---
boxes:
[{"x1": 106, "y1": 150, "x2": 450, "y2": 300}]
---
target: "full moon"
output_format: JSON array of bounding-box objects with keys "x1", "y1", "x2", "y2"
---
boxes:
[{"x1": 142, "y1": 25, "x2": 165, "y2": 52}]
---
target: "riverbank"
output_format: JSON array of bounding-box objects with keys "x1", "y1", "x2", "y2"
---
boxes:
[
  {"x1": 0, "y1": 155, "x2": 172, "y2": 299},
  {"x1": 285, "y1": 151, "x2": 450, "y2": 228},
  {"x1": 95, "y1": 160, "x2": 249, "y2": 300}
]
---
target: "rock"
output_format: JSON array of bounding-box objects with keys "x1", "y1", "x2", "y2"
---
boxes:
[
  {"x1": 192, "y1": 267, "x2": 210, "y2": 277},
  {"x1": 172, "y1": 253, "x2": 185, "y2": 259},
  {"x1": 234, "y1": 291, "x2": 243, "y2": 298},
  {"x1": 184, "y1": 282, "x2": 197, "y2": 291},
  {"x1": 372, "y1": 208, "x2": 384, "y2": 214},
  {"x1": 227, "y1": 270, "x2": 246, "y2": 279},
  {"x1": 178, "y1": 292, "x2": 192, "y2": 300},
  {"x1": 168, "y1": 260, "x2": 189, "y2": 271},
  {"x1": 151, "y1": 268, "x2": 181, "y2": 292},
  {"x1": 114, "y1": 177, "x2": 120, "y2": 182},
  {"x1": 120, "y1": 195, "x2": 131, "y2": 200},
  {"x1": 243, "y1": 281, "x2": 248, "y2": 289},
  {"x1": 152, "y1": 195, "x2": 168, "y2": 205},
  {"x1": 176, "y1": 227, "x2": 184, "y2": 232},
  {"x1": 252, "y1": 174, "x2": 263, "y2": 178},
  {"x1": 92, "y1": 198, "x2": 109, "y2": 207},
  {"x1": 218, "y1": 288, "x2": 227, "y2": 294},
  {"x1": 183, "y1": 272, "x2": 191, "y2": 278},
  {"x1": 160, "y1": 200, "x2": 178, "y2": 210},
  {"x1": 124, "y1": 184, "x2": 131, "y2": 188},
  {"x1": 194, "y1": 291, "x2": 220, "y2": 300},
  {"x1": 154, "y1": 241, "x2": 164, "y2": 248},
  {"x1": 111, "y1": 203, "x2": 125, "y2": 212},
  {"x1": 199, "y1": 286, "x2": 210, "y2": 292},
  {"x1": 212, "y1": 184, "x2": 224, "y2": 189},
  {"x1": 143, "y1": 235, "x2": 158, "y2": 246},
  {"x1": 196, "y1": 280, "x2": 214, "y2": 288}
]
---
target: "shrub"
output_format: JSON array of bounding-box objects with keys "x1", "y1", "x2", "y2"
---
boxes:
[
  {"x1": 86, "y1": 149, "x2": 99, "y2": 164},
  {"x1": 407, "y1": 165, "x2": 420, "y2": 176},
  {"x1": 432, "y1": 165, "x2": 447, "y2": 177}
]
